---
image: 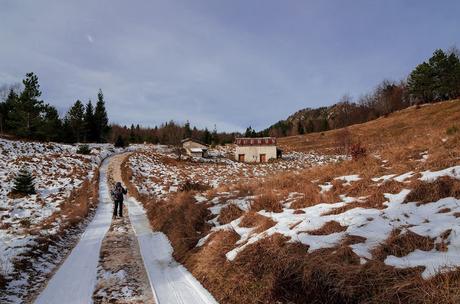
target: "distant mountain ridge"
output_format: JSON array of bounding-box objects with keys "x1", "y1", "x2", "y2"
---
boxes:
[{"x1": 261, "y1": 101, "x2": 376, "y2": 137}]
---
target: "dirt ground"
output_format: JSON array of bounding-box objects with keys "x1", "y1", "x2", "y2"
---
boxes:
[{"x1": 92, "y1": 153, "x2": 155, "y2": 304}]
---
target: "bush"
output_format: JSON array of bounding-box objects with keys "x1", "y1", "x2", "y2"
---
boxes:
[
  {"x1": 179, "y1": 180, "x2": 210, "y2": 192},
  {"x1": 349, "y1": 142, "x2": 367, "y2": 161},
  {"x1": 11, "y1": 167, "x2": 36, "y2": 196},
  {"x1": 77, "y1": 144, "x2": 91, "y2": 155},
  {"x1": 114, "y1": 135, "x2": 127, "y2": 148},
  {"x1": 446, "y1": 125, "x2": 459, "y2": 135}
]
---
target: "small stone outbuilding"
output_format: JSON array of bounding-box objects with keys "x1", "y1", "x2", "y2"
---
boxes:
[
  {"x1": 181, "y1": 138, "x2": 208, "y2": 158},
  {"x1": 234, "y1": 137, "x2": 278, "y2": 163}
]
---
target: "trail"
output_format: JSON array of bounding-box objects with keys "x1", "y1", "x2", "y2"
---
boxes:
[
  {"x1": 33, "y1": 152, "x2": 218, "y2": 304},
  {"x1": 127, "y1": 197, "x2": 218, "y2": 304},
  {"x1": 34, "y1": 157, "x2": 114, "y2": 304}
]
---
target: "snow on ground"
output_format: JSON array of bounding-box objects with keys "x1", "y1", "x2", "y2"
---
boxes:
[
  {"x1": 196, "y1": 164, "x2": 460, "y2": 278},
  {"x1": 127, "y1": 197, "x2": 218, "y2": 304},
  {"x1": 34, "y1": 156, "x2": 114, "y2": 304},
  {"x1": 128, "y1": 146, "x2": 345, "y2": 199},
  {"x1": 0, "y1": 139, "x2": 119, "y2": 302}
]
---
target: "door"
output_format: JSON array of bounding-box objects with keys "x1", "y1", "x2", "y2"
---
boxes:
[
  {"x1": 260, "y1": 154, "x2": 266, "y2": 162},
  {"x1": 238, "y1": 154, "x2": 245, "y2": 162}
]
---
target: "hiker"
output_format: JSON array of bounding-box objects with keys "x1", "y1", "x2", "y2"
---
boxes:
[{"x1": 111, "y1": 182, "x2": 127, "y2": 218}]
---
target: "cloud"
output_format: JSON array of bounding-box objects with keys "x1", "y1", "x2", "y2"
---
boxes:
[{"x1": 0, "y1": 0, "x2": 459, "y2": 132}]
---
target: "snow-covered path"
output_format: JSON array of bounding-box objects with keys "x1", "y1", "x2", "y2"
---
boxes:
[
  {"x1": 34, "y1": 157, "x2": 113, "y2": 304},
  {"x1": 127, "y1": 197, "x2": 218, "y2": 304}
]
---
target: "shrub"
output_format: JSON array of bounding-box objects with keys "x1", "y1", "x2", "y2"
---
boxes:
[
  {"x1": 11, "y1": 167, "x2": 35, "y2": 196},
  {"x1": 446, "y1": 125, "x2": 459, "y2": 135},
  {"x1": 349, "y1": 142, "x2": 367, "y2": 160},
  {"x1": 77, "y1": 144, "x2": 91, "y2": 155},
  {"x1": 179, "y1": 180, "x2": 210, "y2": 192},
  {"x1": 114, "y1": 135, "x2": 127, "y2": 148}
]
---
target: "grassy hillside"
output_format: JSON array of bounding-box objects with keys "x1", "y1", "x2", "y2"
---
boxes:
[
  {"x1": 279, "y1": 99, "x2": 460, "y2": 154},
  {"x1": 125, "y1": 99, "x2": 460, "y2": 304}
]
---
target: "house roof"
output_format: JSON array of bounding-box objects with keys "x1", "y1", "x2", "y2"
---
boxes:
[
  {"x1": 181, "y1": 138, "x2": 208, "y2": 146},
  {"x1": 235, "y1": 137, "x2": 277, "y2": 146}
]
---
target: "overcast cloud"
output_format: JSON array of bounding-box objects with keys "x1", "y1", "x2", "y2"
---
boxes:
[{"x1": 1, "y1": 0, "x2": 459, "y2": 131}]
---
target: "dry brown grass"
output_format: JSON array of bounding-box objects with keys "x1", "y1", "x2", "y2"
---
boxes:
[
  {"x1": 122, "y1": 100, "x2": 460, "y2": 303},
  {"x1": 186, "y1": 230, "x2": 460, "y2": 304},
  {"x1": 306, "y1": 221, "x2": 347, "y2": 235},
  {"x1": 250, "y1": 192, "x2": 284, "y2": 213},
  {"x1": 321, "y1": 202, "x2": 363, "y2": 216},
  {"x1": 405, "y1": 177, "x2": 460, "y2": 204},
  {"x1": 217, "y1": 204, "x2": 244, "y2": 225},
  {"x1": 145, "y1": 191, "x2": 211, "y2": 261},
  {"x1": 279, "y1": 100, "x2": 460, "y2": 156},
  {"x1": 239, "y1": 211, "x2": 276, "y2": 233},
  {"x1": 373, "y1": 229, "x2": 435, "y2": 261}
]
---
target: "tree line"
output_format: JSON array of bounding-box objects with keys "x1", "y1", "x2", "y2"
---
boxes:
[
  {"x1": 2, "y1": 47, "x2": 459, "y2": 144},
  {"x1": 0, "y1": 73, "x2": 110, "y2": 143},
  {"x1": 256, "y1": 47, "x2": 460, "y2": 137},
  {"x1": 110, "y1": 120, "x2": 238, "y2": 147},
  {"x1": 0, "y1": 72, "x2": 237, "y2": 146}
]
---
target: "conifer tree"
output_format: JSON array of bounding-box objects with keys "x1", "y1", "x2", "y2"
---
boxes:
[
  {"x1": 65, "y1": 100, "x2": 85, "y2": 142},
  {"x1": 129, "y1": 124, "x2": 136, "y2": 143},
  {"x1": 114, "y1": 135, "x2": 126, "y2": 148},
  {"x1": 12, "y1": 167, "x2": 36, "y2": 195},
  {"x1": 7, "y1": 72, "x2": 44, "y2": 138},
  {"x1": 94, "y1": 89, "x2": 110, "y2": 143},
  {"x1": 84, "y1": 100, "x2": 95, "y2": 142},
  {"x1": 38, "y1": 105, "x2": 62, "y2": 141},
  {"x1": 184, "y1": 121, "x2": 192, "y2": 138}
]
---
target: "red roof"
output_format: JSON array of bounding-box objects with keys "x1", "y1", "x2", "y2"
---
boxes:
[{"x1": 235, "y1": 137, "x2": 277, "y2": 146}]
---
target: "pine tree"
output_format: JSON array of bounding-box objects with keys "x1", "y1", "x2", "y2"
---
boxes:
[
  {"x1": 0, "y1": 89, "x2": 17, "y2": 134},
  {"x1": 211, "y1": 124, "x2": 218, "y2": 145},
  {"x1": 94, "y1": 89, "x2": 110, "y2": 143},
  {"x1": 114, "y1": 135, "x2": 126, "y2": 148},
  {"x1": 129, "y1": 124, "x2": 136, "y2": 143},
  {"x1": 202, "y1": 128, "x2": 212, "y2": 144},
  {"x1": 84, "y1": 100, "x2": 95, "y2": 142},
  {"x1": 65, "y1": 100, "x2": 85, "y2": 142},
  {"x1": 184, "y1": 121, "x2": 192, "y2": 139},
  {"x1": 38, "y1": 105, "x2": 62, "y2": 141},
  {"x1": 7, "y1": 73, "x2": 45, "y2": 138},
  {"x1": 408, "y1": 49, "x2": 460, "y2": 102},
  {"x1": 12, "y1": 167, "x2": 36, "y2": 195}
]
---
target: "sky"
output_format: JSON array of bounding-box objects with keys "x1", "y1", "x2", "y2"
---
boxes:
[{"x1": 1, "y1": 1, "x2": 459, "y2": 132}]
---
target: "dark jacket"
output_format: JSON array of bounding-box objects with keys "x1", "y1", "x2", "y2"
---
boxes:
[{"x1": 111, "y1": 185, "x2": 127, "y2": 202}]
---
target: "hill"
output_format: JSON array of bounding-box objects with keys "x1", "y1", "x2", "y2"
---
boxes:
[
  {"x1": 279, "y1": 99, "x2": 460, "y2": 154},
  {"x1": 123, "y1": 99, "x2": 460, "y2": 303}
]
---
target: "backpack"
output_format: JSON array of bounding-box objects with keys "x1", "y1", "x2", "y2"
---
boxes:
[{"x1": 112, "y1": 186, "x2": 123, "y2": 201}]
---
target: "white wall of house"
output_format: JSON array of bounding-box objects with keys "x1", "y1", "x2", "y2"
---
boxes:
[{"x1": 235, "y1": 145, "x2": 277, "y2": 163}]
